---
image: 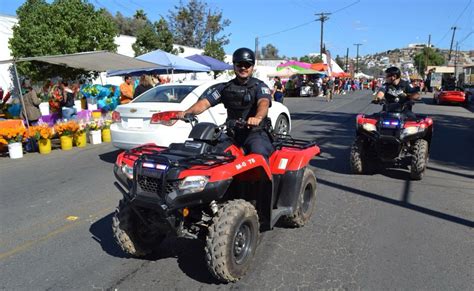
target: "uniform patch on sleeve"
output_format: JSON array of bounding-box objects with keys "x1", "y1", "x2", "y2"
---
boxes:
[
  {"x1": 211, "y1": 90, "x2": 221, "y2": 101},
  {"x1": 261, "y1": 87, "x2": 271, "y2": 95}
]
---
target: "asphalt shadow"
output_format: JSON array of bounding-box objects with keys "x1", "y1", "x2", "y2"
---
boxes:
[
  {"x1": 89, "y1": 212, "x2": 219, "y2": 284},
  {"x1": 318, "y1": 177, "x2": 474, "y2": 228},
  {"x1": 99, "y1": 149, "x2": 122, "y2": 164}
]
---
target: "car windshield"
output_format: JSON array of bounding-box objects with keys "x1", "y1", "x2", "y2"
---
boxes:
[{"x1": 133, "y1": 85, "x2": 198, "y2": 103}]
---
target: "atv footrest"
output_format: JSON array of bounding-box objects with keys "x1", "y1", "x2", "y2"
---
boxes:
[{"x1": 270, "y1": 206, "x2": 293, "y2": 228}]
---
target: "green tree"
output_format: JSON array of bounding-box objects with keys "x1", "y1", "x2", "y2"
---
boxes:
[
  {"x1": 132, "y1": 24, "x2": 160, "y2": 56},
  {"x1": 204, "y1": 40, "x2": 227, "y2": 79},
  {"x1": 261, "y1": 44, "x2": 279, "y2": 59},
  {"x1": 132, "y1": 17, "x2": 179, "y2": 56},
  {"x1": 9, "y1": 0, "x2": 118, "y2": 81},
  {"x1": 414, "y1": 47, "x2": 445, "y2": 76},
  {"x1": 168, "y1": 0, "x2": 230, "y2": 49},
  {"x1": 112, "y1": 11, "x2": 150, "y2": 36},
  {"x1": 299, "y1": 55, "x2": 323, "y2": 63},
  {"x1": 155, "y1": 18, "x2": 176, "y2": 53}
]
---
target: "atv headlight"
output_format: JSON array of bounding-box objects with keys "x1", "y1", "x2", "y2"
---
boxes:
[
  {"x1": 178, "y1": 176, "x2": 209, "y2": 194},
  {"x1": 402, "y1": 126, "x2": 421, "y2": 137},
  {"x1": 362, "y1": 123, "x2": 376, "y2": 131},
  {"x1": 121, "y1": 163, "x2": 134, "y2": 180}
]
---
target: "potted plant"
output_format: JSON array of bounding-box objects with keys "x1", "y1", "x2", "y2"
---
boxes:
[
  {"x1": 54, "y1": 121, "x2": 79, "y2": 150},
  {"x1": 101, "y1": 119, "x2": 112, "y2": 142},
  {"x1": 27, "y1": 124, "x2": 53, "y2": 154},
  {"x1": 87, "y1": 120, "x2": 102, "y2": 145},
  {"x1": 0, "y1": 127, "x2": 26, "y2": 159}
]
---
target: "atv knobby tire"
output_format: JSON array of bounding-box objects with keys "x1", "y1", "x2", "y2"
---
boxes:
[
  {"x1": 282, "y1": 167, "x2": 317, "y2": 227},
  {"x1": 205, "y1": 199, "x2": 259, "y2": 283},
  {"x1": 112, "y1": 200, "x2": 164, "y2": 257},
  {"x1": 350, "y1": 136, "x2": 372, "y2": 174},
  {"x1": 410, "y1": 139, "x2": 429, "y2": 180}
]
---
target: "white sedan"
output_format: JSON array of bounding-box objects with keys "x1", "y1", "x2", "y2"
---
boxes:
[{"x1": 111, "y1": 80, "x2": 292, "y2": 149}]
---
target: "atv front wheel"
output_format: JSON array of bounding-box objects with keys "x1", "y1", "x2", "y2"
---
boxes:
[
  {"x1": 205, "y1": 199, "x2": 259, "y2": 283},
  {"x1": 350, "y1": 137, "x2": 372, "y2": 174},
  {"x1": 410, "y1": 139, "x2": 429, "y2": 180},
  {"x1": 112, "y1": 200, "x2": 165, "y2": 257},
  {"x1": 282, "y1": 167, "x2": 317, "y2": 227}
]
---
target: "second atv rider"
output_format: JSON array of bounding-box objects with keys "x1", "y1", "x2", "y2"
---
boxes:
[
  {"x1": 177, "y1": 47, "x2": 274, "y2": 161},
  {"x1": 375, "y1": 66, "x2": 421, "y2": 119}
]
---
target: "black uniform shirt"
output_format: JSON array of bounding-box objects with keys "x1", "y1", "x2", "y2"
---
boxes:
[{"x1": 203, "y1": 77, "x2": 272, "y2": 120}]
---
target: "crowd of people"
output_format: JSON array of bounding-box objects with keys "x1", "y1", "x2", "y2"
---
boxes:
[{"x1": 119, "y1": 74, "x2": 170, "y2": 104}]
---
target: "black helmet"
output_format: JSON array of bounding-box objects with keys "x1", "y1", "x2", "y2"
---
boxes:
[
  {"x1": 385, "y1": 67, "x2": 401, "y2": 78},
  {"x1": 232, "y1": 47, "x2": 255, "y2": 65}
]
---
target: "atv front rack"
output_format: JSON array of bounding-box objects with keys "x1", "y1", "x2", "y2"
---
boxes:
[
  {"x1": 132, "y1": 148, "x2": 236, "y2": 169},
  {"x1": 272, "y1": 134, "x2": 317, "y2": 150}
]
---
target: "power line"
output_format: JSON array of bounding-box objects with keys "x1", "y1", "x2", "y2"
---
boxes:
[
  {"x1": 458, "y1": 31, "x2": 473, "y2": 44},
  {"x1": 435, "y1": 0, "x2": 472, "y2": 46},
  {"x1": 330, "y1": 0, "x2": 361, "y2": 14},
  {"x1": 453, "y1": 0, "x2": 472, "y2": 25},
  {"x1": 259, "y1": 20, "x2": 316, "y2": 39}
]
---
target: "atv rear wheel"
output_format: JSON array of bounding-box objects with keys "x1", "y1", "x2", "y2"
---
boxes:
[
  {"x1": 410, "y1": 139, "x2": 429, "y2": 180},
  {"x1": 112, "y1": 200, "x2": 165, "y2": 257},
  {"x1": 205, "y1": 199, "x2": 259, "y2": 283},
  {"x1": 350, "y1": 136, "x2": 373, "y2": 174},
  {"x1": 282, "y1": 168, "x2": 317, "y2": 227}
]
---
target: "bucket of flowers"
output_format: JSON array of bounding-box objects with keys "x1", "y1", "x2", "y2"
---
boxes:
[
  {"x1": 101, "y1": 119, "x2": 112, "y2": 142},
  {"x1": 74, "y1": 120, "x2": 88, "y2": 148},
  {"x1": 54, "y1": 121, "x2": 79, "y2": 151},
  {"x1": 87, "y1": 120, "x2": 102, "y2": 145},
  {"x1": 27, "y1": 124, "x2": 53, "y2": 154},
  {"x1": 0, "y1": 126, "x2": 27, "y2": 159}
]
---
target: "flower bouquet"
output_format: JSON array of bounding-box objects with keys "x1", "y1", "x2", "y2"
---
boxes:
[
  {"x1": 54, "y1": 121, "x2": 79, "y2": 150},
  {"x1": 87, "y1": 120, "x2": 102, "y2": 145},
  {"x1": 0, "y1": 127, "x2": 26, "y2": 159},
  {"x1": 27, "y1": 124, "x2": 53, "y2": 154}
]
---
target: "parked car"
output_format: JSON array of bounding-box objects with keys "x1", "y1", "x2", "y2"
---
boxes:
[
  {"x1": 433, "y1": 87, "x2": 467, "y2": 106},
  {"x1": 110, "y1": 80, "x2": 292, "y2": 149}
]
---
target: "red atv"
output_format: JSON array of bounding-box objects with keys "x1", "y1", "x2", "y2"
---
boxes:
[{"x1": 112, "y1": 112, "x2": 320, "y2": 283}]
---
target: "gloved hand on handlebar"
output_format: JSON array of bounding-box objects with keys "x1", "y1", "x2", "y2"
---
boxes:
[{"x1": 247, "y1": 116, "x2": 264, "y2": 127}]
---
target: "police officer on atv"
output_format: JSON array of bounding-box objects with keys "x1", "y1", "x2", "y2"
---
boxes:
[
  {"x1": 177, "y1": 47, "x2": 274, "y2": 161},
  {"x1": 375, "y1": 67, "x2": 420, "y2": 119}
]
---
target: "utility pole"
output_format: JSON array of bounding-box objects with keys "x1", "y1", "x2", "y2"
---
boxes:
[
  {"x1": 448, "y1": 26, "x2": 457, "y2": 61},
  {"x1": 424, "y1": 34, "x2": 431, "y2": 76},
  {"x1": 354, "y1": 43, "x2": 362, "y2": 73},
  {"x1": 454, "y1": 41, "x2": 459, "y2": 81},
  {"x1": 345, "y1": 47, "x2": 349, "y2": 72},
  {"x1": 254, "y1": 37, "x2": 259, "y2": 65},
  {"x1": 315, "y1": 12, "x2": 331, "y2": 58}
]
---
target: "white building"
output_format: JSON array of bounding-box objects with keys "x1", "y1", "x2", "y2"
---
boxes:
[
  {"x1": 0, "y1": 14, "x2": 18, "y2": 91},
  {"x1": 0, "y1": 14, "x2": 233, "y2": 90}
]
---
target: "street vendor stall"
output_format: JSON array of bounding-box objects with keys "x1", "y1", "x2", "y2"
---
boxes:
[{"x1": 0, "y1": 51, "x2": 162, "y2": 127}]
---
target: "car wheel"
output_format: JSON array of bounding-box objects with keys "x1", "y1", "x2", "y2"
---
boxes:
[{"x1": 274, "y1": 114, "x2": 289, "y2": 135}]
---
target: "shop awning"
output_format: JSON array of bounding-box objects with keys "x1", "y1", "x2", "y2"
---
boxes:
[{"x1": 0, "y1": 51, "x2": 164, "y2": 72}]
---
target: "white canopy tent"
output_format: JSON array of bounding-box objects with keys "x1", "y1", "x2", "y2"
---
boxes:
[{"x1": 0, "y1": 51, "x2": 164, "y2": 126}]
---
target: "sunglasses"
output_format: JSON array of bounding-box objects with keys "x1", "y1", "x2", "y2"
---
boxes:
[{"x1": 235, "y1": 62, "x2": 253, "y2": 69}]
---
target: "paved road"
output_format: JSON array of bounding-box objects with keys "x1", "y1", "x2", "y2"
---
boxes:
[{"x1": 1, "y1": 91, "x2": 473, "y2": 290}]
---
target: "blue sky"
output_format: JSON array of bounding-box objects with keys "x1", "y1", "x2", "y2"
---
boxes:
[{"x1": 1, "y1": 0, "x2": 472, "y2": 58}]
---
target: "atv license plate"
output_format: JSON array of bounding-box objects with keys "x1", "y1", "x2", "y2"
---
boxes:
[{"x1": 127, "y1": 118, "x2": 143, "y2": 128}]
